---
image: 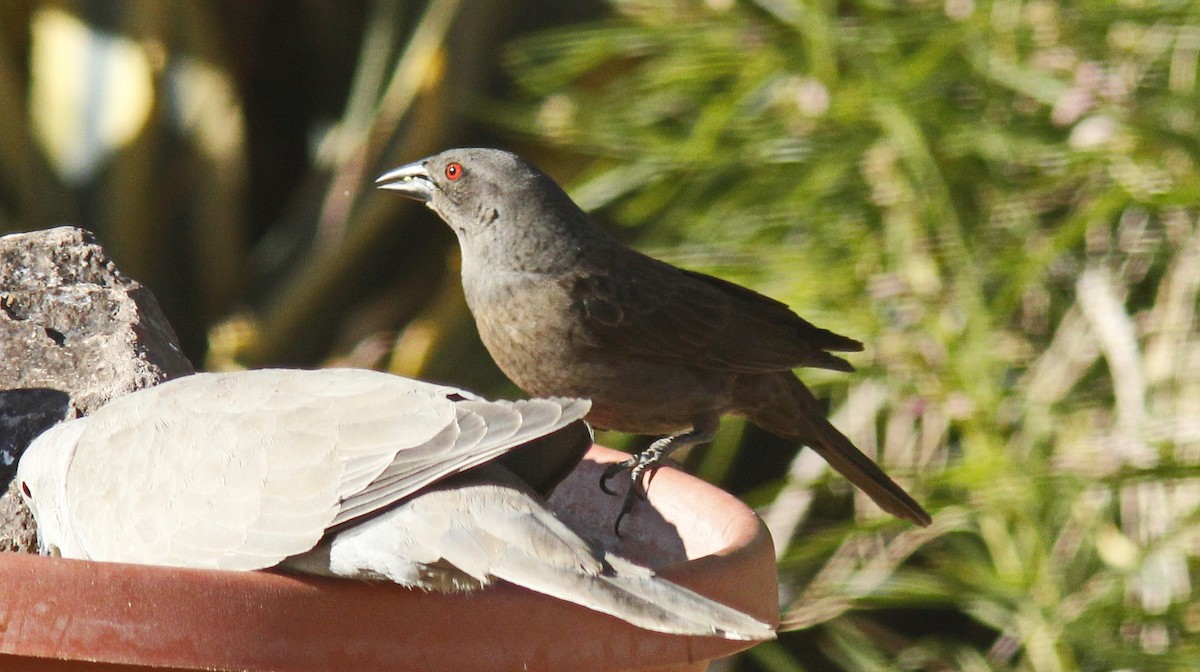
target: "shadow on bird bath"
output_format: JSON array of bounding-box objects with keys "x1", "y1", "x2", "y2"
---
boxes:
[{"x1": 550, "y1": 450, "x2": 691, "y2": 566}]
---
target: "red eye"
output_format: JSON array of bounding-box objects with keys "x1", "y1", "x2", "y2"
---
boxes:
[
  {"x1": 21, "y1": 482, "x2": 30, "y2": 498},
  {"x1": 445, "y1": 162, "x2": 463, "y2": 180}
]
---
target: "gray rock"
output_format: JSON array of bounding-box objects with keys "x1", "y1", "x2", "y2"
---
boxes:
[
  {"x1": 0, "y1": 480, "x2": 37, "y2": 553},
  {"x1": 0, "y1": 226, "x2": 194, "y2": 552}
]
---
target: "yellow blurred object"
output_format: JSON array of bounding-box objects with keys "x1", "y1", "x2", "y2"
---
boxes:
[
  {"x1": 205, "y1": 313, "x2": 260, "y2": 372},
  {"x1": 387, "y1": 276, "x2": 462, "y2": 378},
  {"x1": 168, "y1": 56, "x2": 245, "y2": 163},
  {"x1": 1095, "y1": 524, "x2": 1140, "y2": 570},
  {"x1": 29, "y1": 8, "x2": 155, "y2": 183}
]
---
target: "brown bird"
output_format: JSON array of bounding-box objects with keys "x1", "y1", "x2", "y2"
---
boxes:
[{"x1": 378, "y1": 148, "x2": 931, "y2": 530}]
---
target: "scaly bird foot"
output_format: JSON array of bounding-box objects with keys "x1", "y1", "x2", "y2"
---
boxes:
[{"x1": 599, "y1": 439, "x2": 671, "y2": 536}]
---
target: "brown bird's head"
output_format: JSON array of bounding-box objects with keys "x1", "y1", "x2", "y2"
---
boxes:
[{"x1": 376, "y1": 148, "x2": 608, "y2": 274}]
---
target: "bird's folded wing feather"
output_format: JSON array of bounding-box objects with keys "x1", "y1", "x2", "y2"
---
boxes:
[
  {"x1": 569, "y1": 251, "x2": 862, "y2": 373},
  {"x1": 64, "y1": 369, "x2": 464, "y2": 570},
  {"x1": 332, "y1": 397, "x2": 590, "y2": 526}
]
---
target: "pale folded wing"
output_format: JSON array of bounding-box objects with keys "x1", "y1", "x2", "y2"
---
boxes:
[
  {"x1": 333, "y1": 397, "x2": 591, "y2": 525},
  {"x1": 63, "y1": 369, "x2": 587, "y2": 571}
]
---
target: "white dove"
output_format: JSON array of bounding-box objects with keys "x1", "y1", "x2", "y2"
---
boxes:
[{"x1": 17, "y1": 368, "x2": 773, "y2": 641}]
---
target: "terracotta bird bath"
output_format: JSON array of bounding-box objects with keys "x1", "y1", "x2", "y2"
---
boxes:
[{"x1": 0, "y1": 446, "x2": 777, "y2": 672}]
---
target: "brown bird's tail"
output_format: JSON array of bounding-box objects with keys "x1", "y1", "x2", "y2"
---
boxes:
[{"x1": 735, "y1": 373, "x2": 932, "y2": 526}]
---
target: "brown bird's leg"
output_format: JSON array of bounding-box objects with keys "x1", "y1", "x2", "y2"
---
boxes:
[{"x1": 601, "y1": 414, "x2": 720, "y2": 535}]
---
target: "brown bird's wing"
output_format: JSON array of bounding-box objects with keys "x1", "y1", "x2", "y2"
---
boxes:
[{"x1": 569, "y1": 249, "x2": 862, "y2": 374}]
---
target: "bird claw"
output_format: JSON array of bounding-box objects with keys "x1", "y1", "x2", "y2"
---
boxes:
[
  {"x1": 599, "y1": 444, "x2": 667, "y2": 536},
  {"x1": 599, "y1": 460, "x2": 633, "y2": 496},
  {"x1": 612, "y1": 488, "x2": 638, "y2": 537}
]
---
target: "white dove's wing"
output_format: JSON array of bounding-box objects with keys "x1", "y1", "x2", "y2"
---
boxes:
[
  {"x1": 64, "y1": 369, "x2": 460, "y2": 570},
  {"x1": 332, "y1": 397, "x2": 590, "y2": 526},
  {"x1": 317, "y1": 464, "x2": 774, "y2": 641}
]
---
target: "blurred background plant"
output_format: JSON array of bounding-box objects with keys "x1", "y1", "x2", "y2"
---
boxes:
[{"x1": 2, "y1": 0, "x2": 1198, "y2": 669}]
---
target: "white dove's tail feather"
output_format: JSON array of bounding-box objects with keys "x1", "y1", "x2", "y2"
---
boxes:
[
  {"x1": 319, "y1": 464, "x2": 774, "y2": 641},
  {"x1": 488, "y1": 548, "x2": 775, "y2": 641}
]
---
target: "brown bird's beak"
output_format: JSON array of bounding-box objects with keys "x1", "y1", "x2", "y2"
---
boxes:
[{"x1": 375, "y1": 161, "x2": 434, "y2": 202}]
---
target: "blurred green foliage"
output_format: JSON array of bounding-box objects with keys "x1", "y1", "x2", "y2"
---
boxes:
[
  {"x1": 1, "y1": 0, "x2": 1198, "y2": 669},
  {"x1": 500, "y1": 1, "x2": 1200, "y2": 669}
]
